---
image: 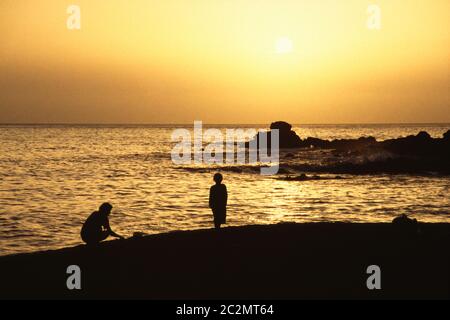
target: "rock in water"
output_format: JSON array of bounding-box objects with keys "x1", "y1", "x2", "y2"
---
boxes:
[
  {"x1": 264, "y1": 121, "x2": 302, "y2": 148},
  {"x1": 270, "y1": 121, "x2": 292, "y2": 132}
]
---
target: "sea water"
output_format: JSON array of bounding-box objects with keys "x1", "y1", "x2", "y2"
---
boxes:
[{"x1": 0, "y1": 123, "x2": 449, "y2": 255}]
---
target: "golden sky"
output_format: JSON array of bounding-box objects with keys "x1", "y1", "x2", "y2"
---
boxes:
[{"x1": 0, "y1": 0, "x2": 449, "y2": 124}]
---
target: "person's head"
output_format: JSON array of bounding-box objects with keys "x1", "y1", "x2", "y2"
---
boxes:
[
  {"x1": 99, "y1": 202, "x2": 113, "y2": 215},
  {"x1": 213, "y1": 173, "x2": 223, "y2": 184}
]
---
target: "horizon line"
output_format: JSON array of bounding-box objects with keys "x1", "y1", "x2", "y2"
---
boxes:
[{"x1": 0, "y1": 122, "x2": 449, "y2": 126}]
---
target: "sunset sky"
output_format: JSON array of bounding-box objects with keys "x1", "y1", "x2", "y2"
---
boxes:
[{"x1": 0, "y1": 0, "x2": 449, "y2": 124}]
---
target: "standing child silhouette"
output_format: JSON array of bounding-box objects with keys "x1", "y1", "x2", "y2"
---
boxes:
[{"x1": 209, "y1": 173, "x2": 228, "y2": 229}]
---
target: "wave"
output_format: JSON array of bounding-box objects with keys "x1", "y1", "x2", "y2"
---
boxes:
[{"x1": 176, "y1": 151, "x2": 450, "y2": 176}]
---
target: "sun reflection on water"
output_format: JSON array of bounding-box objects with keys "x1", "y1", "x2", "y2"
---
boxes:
[{"x1": 0, "y1": 124, "x2": 449, "y2": 255}]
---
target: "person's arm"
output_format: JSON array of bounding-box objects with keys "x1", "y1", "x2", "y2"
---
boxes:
[
  {"x1": 104, "y1": 218, "x2": 124, "y2": 239},
  {"x1": 209, "y1": 186, "x2": 214, "y2": 209},
  {"x1": 110, "y1": 230, "x2": 124, "y2": 239},
  {"x1": 224, "y1": 185, "x2": 228, "y2": 206}
]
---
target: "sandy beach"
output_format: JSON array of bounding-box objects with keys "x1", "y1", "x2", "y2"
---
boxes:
[{"x1": 0, "y1": 223, "x2": 448, "y2": 299}]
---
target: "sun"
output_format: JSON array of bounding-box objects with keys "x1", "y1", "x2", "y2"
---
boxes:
[{"x1": 275, "y1": 37, "x2": 293, "y2": 54}]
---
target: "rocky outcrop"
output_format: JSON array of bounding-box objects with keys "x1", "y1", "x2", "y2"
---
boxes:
[
  {"x1": 270, "y1": 121, "x2": 292, "y2": 132},
  {"x1": 375, "y1": 130, "x2": 450, "y2": 157},
  {"x1": 247, "y1": 121, "x2": 378, "y2": 150},
  {"x1": 302, "y1": 136, "x2": 377, "y2": 150},
  {"x1": 247, "y1": 121, "x2": 302, "y2": 149},
  {"x1": 248, "y1": 121, "x2": 450, "y2": 159}
]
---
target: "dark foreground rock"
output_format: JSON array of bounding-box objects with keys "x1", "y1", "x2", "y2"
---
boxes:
[{"x1": 0, "y1": 223, "x2": 449, "y2": 299}]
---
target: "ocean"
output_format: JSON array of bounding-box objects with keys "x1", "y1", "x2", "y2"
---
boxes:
[{"x1": 1, "y1": 123, "x2": 449, "y2": 256}]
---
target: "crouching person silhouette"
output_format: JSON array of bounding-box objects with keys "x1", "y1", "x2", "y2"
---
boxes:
[
  {"x1": 209, "y1": 173, "x2": 228, "y2": 230},
  {"x1": 81, "y1": 202, "x2": 124, "y2": 245}
]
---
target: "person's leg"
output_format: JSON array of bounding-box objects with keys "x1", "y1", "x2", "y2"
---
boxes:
[
  {"x1": 85, "y1": 230, "x2": 109, "y2": 245},
  {"x1": 213, "y1": 209, "x2": 220, "y2": 229},
  {"x1": 216, "y1": 208, "x2": 225, "y2": 226},
  {"x1": 99, "y1": 230, "x2": 109, "y2": 241}
]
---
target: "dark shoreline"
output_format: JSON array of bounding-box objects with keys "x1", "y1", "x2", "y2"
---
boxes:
[{"x1": 0, "y1": 223, "x2": 449, "y2": 299}]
